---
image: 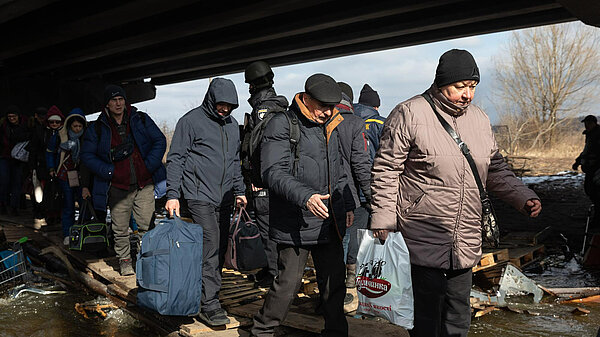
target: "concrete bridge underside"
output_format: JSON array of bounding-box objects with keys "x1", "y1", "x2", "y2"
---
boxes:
[{"x1": 0, "y1": 0, "x2": 598, "y2": 113}]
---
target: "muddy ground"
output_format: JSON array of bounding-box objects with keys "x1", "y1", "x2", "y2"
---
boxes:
[{"x1": 493, "y1": 157, "x2": 593, "y2": 253}]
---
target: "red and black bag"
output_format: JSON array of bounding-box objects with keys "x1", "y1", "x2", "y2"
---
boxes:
[{"x1": 224, "y1": 207, "x2": 267, "y2": 272}]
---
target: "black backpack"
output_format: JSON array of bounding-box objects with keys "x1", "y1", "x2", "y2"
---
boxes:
[{"x1": 246, "y1": 109, "x2": 301, "y2": 188}]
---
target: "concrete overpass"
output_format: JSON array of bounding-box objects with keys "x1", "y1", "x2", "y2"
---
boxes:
[{"x1": 0, "y1": 0, "x2": 598, "y2": 114}]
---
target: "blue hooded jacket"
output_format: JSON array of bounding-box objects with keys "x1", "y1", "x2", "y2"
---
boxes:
[
  {"x1": 166, "y1": 78, "x2": 245, "y2": 206},
  {"x1": 81, "y1": 106, "x2": 167, "y2": 211}
]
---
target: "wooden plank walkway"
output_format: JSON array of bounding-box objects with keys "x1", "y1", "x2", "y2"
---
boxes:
[{"x1": 1, "y1": 214, "x2": 410, "y2": 336}]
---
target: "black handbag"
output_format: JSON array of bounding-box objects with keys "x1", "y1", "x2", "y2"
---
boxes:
[{"x1": 422, "y1": 93, "x2": 500, "y2": 248}]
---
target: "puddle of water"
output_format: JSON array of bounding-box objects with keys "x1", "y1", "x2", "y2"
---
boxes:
[
  {"x1": 0, "y1": 287, "x2": 158, "y2": 337},
  {"x1": 470, "y1": 255, "x2": 600, "y2": 336}
]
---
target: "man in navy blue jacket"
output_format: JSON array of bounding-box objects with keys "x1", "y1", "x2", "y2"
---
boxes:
[
  {"x1": 165, "y1": 78, "x2": 247, "y2": 327},
  {"x1": 81, "y1": 85, "x2": 166, "y2": 276}
]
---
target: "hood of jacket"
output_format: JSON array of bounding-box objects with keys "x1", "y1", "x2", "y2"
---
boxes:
[
  {"x1": 353, "y1": 102, "x2": 380, "y2": 120},
  {"x1": 248, "y1": 87, "x2": 289, "y2": 110},
  {"x1": 201, "y1": 78, "x2": 239, "y2": 122},
  {"x1": 60, "y1": 108, "x2": 87, "y2": 140},
  {"x1": 46, "y1": 105, "x2": 65, "y2": 128}
]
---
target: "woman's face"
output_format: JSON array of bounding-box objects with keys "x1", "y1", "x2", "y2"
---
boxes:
[
  {"x1": 70, "y1": 120, "x2": 83, "y2": 133},
  {"x1": 7, "y1": 114, "x2": 19, "y2": 125},
  {"x1": 48, "y1": 119, "x2": 62, "y2": 130},
  {"x1": 440, "y1": 80, "x2": 478, "y2": 107}
]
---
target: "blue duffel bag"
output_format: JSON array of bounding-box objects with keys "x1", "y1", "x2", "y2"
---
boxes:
[{"x1": 136, "y1": 216, "x2": 203, "y2": 316}]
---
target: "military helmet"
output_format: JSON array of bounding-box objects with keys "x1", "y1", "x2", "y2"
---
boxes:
[{"x1": 245, "y1": 61, "x2": 274, "y2": 84}]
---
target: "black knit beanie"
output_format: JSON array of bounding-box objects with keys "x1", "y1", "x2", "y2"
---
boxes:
[
  {"x1": 358, "y1": 84, "x2": 380, "y2": 107},
  {"x1": 434, "y1": 49, "x2": 480, "y2": 88},
  {"x1": 5, "y1": 105, "x2": 20, "y2": 116},
  {"x1": 305, "y1": 74, "x2": 342, "y2": 106},
  {"x1": 104, "y1": 84, "x2": 127, "y2": 105}
]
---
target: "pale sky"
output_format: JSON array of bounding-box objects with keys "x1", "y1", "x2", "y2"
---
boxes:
[
  {"x1": 128, "y1": 22, "x2": 593, "y2": 128},
  {"x1": 130, "y1": 29, "x2": 511, "y2": 129}
]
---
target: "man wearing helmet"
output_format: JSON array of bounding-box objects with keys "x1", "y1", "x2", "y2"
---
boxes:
[{"x1": 241, "y1": 61, "x2": 289, "y2": 288}]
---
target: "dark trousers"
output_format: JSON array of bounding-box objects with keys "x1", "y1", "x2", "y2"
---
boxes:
[
  {"x1": 0, "y1": 158, "x2": 23, "y2": 209},
  {"x1": 409, "y1": 265, "x2": 472, "y2": 337},
  {"x1": 251, "y1": 227, "x2": 348, "y2": 337},
  {"x1": 253, "y1": 194, "x2": 278, "y2": 279},
  {"x1": 187, "y1": 199, "x2": 232, "y2": 312},
  {"x1": 342, "y1": 206, "x2": 369, "y2": 265}
]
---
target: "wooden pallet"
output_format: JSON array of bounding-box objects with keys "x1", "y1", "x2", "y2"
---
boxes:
[
  {"x1": 473, "y1": 248, "x2": 509, "y2": 272},
  {"x1": 508, "y1": 245, "x2": 545, "y2": 268},
  {"x1": 228, "y1": 300, "x2": 410, "y2": 337}
]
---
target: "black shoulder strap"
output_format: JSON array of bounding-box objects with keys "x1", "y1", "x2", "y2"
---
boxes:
[
  {"x1": 421, "y1": 93, "x2": 488, "y2": 201},
  {"x1": 283, "y1": 109, "x2": 301, "y2": 174}
]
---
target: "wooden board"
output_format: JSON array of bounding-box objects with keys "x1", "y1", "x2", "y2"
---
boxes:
[
  {"x1": 473, "y1": 248, "x2": 509, "y2": 272},
  {"x1": 228, "y1": 301, "x2": 410, "y2": 337},
  {"x1": 179, "y1": 316, "x2": 251, "y2": 336},
  {"x1": 508, "y1": 245, "x2": 545, "y2": 268}
]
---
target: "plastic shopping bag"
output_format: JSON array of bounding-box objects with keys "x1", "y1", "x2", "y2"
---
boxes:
[{"x1": 356, "y1": 229, "x2": 414, "y2": 329}]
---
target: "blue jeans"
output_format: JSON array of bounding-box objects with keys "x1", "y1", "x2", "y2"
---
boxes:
[
  {"x1": 0, "y1": 158, "x2": 23, "y2": 209},
  {"x1": 60, "y1": 179, "x2": 81, "y2": 237}
]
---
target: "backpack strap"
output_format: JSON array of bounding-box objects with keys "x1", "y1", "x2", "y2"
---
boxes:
[{"x1": 283, "y1": 109, "x2": 301, "y2": 175}]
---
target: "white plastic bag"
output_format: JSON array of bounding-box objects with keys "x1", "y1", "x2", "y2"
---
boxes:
[
  {"x1": 356, "y1": 229, "x2": 414, "y2": 329},
  {"x1": 11, "y1": 141, "x2": 29, "y2": 162}
]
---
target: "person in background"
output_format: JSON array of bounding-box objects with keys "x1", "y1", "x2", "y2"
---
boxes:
[
  {"x1": 28, "y1": 106, "x2": 51, "y2": 229},
  {"x1": 81, "y1": 85, "x2": 166, "y2": 276},
  {"x1": 241, "y1": 61, "x2": 289, "y2": 288},
  {"x1": 334, "y1": 82, "x2": 372, "y2": 312},
  {"x1": 573, "y1": 114, "x2": 600, "y2": 228},
  {"x1": 165, "y1": 78, "x2": 246, "y2": 327},
  {"x1": 0, "y1": 105, "x2": 30, "y2": 216},
  {"x1": 353, "y1": 83, "x2": 386, "y2": 164},
  {"x1": 47, "y1": 108, "x2": 87, "y2": 245},
  {"x1": 251, "y1": 74, "x2": 352, "y2": 337},
  {"x1": 370, "y1": 49, "x2": 542, "y2": 337}
]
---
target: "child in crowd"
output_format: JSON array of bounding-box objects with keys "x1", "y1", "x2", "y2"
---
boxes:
[{"x1": 47, "y1": 108, "x2": 87, "y2": 245}]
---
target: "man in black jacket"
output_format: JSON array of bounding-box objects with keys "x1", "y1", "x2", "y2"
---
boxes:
[
  {"x1": 335, "y1": 82, "x2": 372, "y2": 312},
  {"x1": 573, "y1": 114, "x2": 600, "y2": 227},
  {"x1": 242, "y1": 61, "x2": 289, "y2": 288},
  {"x1": 166, "y1": 78, "x2": 247, "y2": 326},
  {"x1": 251, "y1": 74, "x2": 352, "y2": 337}
]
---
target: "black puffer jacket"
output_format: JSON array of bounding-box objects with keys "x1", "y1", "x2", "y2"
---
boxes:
[
  {"x1": 335, "y1": 94, "x2": 372, "y2": 209},
  {"x1": 166, "y1": 78, "x2": 245, "y2": 206},
  {"x1": 261, "y1": 93, "x2": 352, "y2": 246}
]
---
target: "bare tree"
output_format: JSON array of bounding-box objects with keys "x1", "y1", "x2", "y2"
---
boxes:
[{"x1": 494, "y1": 22, "x2": 600, "y2": 154}]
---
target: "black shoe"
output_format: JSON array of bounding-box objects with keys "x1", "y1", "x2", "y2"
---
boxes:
[
  {"x1": 256, "y1": 275, "x2": 274, "y2": 288},
  {"x1": 197, "y1": 308, "x2": 230, "y2": 326}
]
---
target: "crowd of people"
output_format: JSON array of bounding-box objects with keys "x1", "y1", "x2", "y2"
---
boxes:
[{"x1": 1, "y1": 49, "x2": 544, "y2": 337}]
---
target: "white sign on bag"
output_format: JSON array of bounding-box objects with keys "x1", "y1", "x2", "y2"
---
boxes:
[{"x1": 356, "y1": 229, "x2": 414, "y2": 329}]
